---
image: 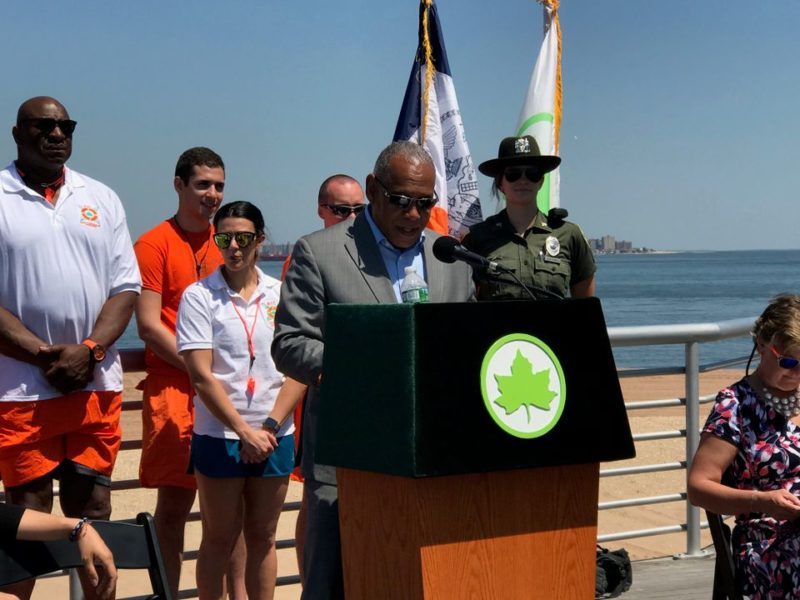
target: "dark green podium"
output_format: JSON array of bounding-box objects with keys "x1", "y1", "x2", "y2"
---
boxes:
[{"x1": 317, "y1": 299, "x2": 635, "y2": 599}]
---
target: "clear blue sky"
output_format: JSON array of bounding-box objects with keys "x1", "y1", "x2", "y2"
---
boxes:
[{"x1": 2, "y1": 1, "x2": 797, "y2": 251}]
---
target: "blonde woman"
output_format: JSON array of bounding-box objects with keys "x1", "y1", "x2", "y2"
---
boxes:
[{"x1": 689, "y1": 294, "x2": 800, "y2": 598}]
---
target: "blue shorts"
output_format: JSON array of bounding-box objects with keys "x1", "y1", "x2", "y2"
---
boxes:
[{"x1": 190, "y1": 433, "x2": 294, "y2": 478}]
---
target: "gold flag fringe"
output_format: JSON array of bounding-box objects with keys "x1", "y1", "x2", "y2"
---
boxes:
[
  {"x1": 538, "y1": 0, "x2": 562, "y2": 153},
  {"x1": 420, "y1": 0, "x2": 435, "y2": 144}
]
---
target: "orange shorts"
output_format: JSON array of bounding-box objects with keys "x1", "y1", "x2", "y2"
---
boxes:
[
  {"x1": 139, "y1": 371, "x2": 196, "y2": 490},
  {"x1": 0, "y1": 391, "x2": 122, "y2": 488}
]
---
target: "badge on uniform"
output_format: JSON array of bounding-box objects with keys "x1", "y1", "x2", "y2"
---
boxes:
[{"x1": 545, "y1": 236, "x2": 560, "y2": 257}]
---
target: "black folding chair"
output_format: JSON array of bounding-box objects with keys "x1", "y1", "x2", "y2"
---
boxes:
[
  {"x1": 706, "y1": 510, "x2": 744, "y2": 600},
  {"x1": 0, "y1": 511, "x2": 171, "y2": 600}
]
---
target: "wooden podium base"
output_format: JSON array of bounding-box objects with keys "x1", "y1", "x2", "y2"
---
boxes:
[{"x1": 337, "y1": 463, "x2": 599, "y2": 599}]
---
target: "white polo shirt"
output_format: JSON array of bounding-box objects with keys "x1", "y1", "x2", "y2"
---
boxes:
[
  {"x1": 0, "y1": 164, "x2": 141, "y2": 401},
  {"x1": 176, "y1": 266, "x2": 293, "y2": 440}
]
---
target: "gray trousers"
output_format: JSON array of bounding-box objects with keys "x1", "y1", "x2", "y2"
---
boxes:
[{"x1": 301, "y1": 479, "x2": 344, "y2": 600}]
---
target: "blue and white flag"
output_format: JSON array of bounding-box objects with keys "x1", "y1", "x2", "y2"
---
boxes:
[{"x1": 394, "y1": 0, "x2": 482, "y2": 238}]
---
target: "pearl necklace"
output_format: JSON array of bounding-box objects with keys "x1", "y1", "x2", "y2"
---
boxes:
[{"x1": 761, "y1": 387, "x2": 800, "y2": 418}]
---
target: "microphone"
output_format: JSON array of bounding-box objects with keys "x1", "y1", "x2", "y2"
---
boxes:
[
  {"x1": 432, "y1": 236, "x2": 502, "y2": 273},
  {"x1": 432, "y1": 235, "x2": 565, "y2": 301}
]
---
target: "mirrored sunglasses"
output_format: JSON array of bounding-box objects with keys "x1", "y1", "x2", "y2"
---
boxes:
[
  {"x1": 503, "y1": 167, "x2": 543, "y2": 183},
  {"x1": 325, "y1": 204, "x2": 366, "y2": 217},
  {"x1": 19, "y1": 118, "x2": 77, "y2": 136},
  {"x1": 769, "y1": 345, "x2": 800, "y2": 369},
  {"x1": 213, "y1": 231, "x2": 257, "y2": 249},
  {"x1": 374, "y1": 176, "x2": 438, "y2": 211}
]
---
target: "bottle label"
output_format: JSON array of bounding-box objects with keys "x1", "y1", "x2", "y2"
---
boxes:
[{"x1": 402, "y1": 287, "x2": 429, "y2": 303}]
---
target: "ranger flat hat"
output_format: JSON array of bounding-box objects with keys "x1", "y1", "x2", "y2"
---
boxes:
[{"x1": 478, "y1": 135, "x2": 561, "y2": 177}]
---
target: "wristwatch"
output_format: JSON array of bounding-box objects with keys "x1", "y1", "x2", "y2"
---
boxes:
[
  {"x1": 262, "y1": 417, "x2": 281, "y2": 435},
  {"x1": 81, "y1": 339, "x2": 106, "y2": 364}
]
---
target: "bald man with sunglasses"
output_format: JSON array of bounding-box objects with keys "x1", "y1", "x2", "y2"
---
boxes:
[
  {"x1": 317, "y1": 174, "x2": 365, "y2": 228},
  {"x1": 0, "y1": 96, "x2": 140, "y2": 599},
  {"x1": 278, "y1": 173, "x2": 365, "y2": 588},
  {"x1": 273, "y1": 141, "x2": 474, "y2": 599},
  {"x1": 281, "y1": 174, "x2": 365, "y2": 279}
]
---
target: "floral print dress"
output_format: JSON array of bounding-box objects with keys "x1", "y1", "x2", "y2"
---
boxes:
[{"x1": 703, "y1": 377, "x2": 800, "y2": 599}]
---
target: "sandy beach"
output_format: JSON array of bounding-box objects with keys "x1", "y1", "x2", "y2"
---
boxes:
[{"x1": 16, "y1": 367, "x2": 742, "y2": 599}]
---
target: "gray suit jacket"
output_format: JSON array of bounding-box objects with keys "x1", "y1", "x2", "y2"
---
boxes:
[{"x1": 272, "y1": 213, "x2": 474, "y2": 484}]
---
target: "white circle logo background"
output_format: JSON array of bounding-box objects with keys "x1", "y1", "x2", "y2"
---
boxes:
[{"x1": 480, "y1": 334, "x2": 566, "y2": 438}]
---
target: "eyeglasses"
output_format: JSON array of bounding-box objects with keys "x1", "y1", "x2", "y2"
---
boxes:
[
  {"x1": 769, "y1": 345, "x2": 800, "y2": 369},
  {"x1": 19, "y1": 118, "x2": 77, "y2": 136},
  {"x1": 324, "y1": 204, "x2": 366, "y2": 218},
  {"x1": 373, "y1": 176, "x2": 438, "y2": 211},
  {"x1": 213, "y1": 231, "x2": 257, "y2": 249},
  {"x1": 503, "y1": 167, "x2": 543, "y2": 183}
]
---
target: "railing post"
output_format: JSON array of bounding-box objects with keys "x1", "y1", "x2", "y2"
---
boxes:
[
  {"x1": 683, "y1": 341, "x2": 703, "y2": 557},
  {"x1": 69, "y1": 569, "x2": 84, "y2": 600}
]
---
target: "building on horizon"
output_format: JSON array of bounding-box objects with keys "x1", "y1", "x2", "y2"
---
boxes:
[
  {"x1": 588, "y1": 235, "x2": 653, "y2": 254},
  {"x1": 260, "y1": 242, "x2": 293, "y2": 261}
]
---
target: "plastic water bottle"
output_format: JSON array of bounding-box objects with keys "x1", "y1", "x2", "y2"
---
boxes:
[{"x1": 400, "y1": 266, "x2": 429, "y2": 304}]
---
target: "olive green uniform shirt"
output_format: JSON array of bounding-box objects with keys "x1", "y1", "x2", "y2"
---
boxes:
[{"x1": 462, "y1": 209, "x2": 596, "y2": 300}]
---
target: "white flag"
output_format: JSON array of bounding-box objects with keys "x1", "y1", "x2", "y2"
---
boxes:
[{"x1": 517, "y1": 1, "x2": 562, "y2": 212}]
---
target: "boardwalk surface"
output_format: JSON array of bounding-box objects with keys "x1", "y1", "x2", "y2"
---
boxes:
[
  {"x1": 31, "y1": 554, "x2": 723, "y2": 599},
  {"x1": 624, "y1": 555, "x2": 717, "y2": 600}
]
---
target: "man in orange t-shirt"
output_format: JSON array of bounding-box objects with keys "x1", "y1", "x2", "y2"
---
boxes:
[{"x1": 134, "y1": 147, "x2": 227, "y2": 599}]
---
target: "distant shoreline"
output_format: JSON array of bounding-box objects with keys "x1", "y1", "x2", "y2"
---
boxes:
[
  {"x1": 595, "y1": 248, "x2": 800, "y2": 255},
  {"x1": 593, "y1": 249, "x2": 679, "y2": 256}
]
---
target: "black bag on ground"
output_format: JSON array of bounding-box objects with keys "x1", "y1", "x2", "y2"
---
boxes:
[{"x1": 595, "y1": 545, "x2": 633, "y2": 598}]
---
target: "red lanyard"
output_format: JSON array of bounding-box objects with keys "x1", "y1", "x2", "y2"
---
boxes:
[
  {"x1": 231, "y1": 295, "x2": 262, "y2": 396},
  {"x1": 15, "y1": 163, "x2": 66, "y2": 205}
]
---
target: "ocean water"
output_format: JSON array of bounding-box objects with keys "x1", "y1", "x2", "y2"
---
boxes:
[
  {"x1": 117, "y1": 251, "x2": 800, "y2": 369},
  {"x1": 596, "y1": 250, "x2": 800, "y2": 368}
]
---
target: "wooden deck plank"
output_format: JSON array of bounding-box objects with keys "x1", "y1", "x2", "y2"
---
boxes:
[{"x1": 623, "y1": 555, "x2": 717, "y2": 600}]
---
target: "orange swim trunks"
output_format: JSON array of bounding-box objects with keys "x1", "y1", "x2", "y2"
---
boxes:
[
  {"x1": 0, "y1": 391, "x2": 122, "y2": 488},
  {"x1": 139, "y1": 371, "x2": 196, "y2": 490}
]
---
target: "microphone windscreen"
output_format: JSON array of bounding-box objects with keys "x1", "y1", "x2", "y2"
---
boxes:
[{"x1": 432, "y1": 236, "x2": 460, "y2": 263}]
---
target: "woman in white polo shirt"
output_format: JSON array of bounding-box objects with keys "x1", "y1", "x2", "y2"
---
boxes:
[{"x1": 176, "y1": 201, "x2": 304, "y2": 600}]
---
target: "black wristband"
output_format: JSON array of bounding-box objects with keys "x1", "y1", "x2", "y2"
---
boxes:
[{"x1": 69, "y1": 517, "x2": 89, "y2": 542}]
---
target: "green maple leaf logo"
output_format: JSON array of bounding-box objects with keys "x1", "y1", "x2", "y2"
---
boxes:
[{"x1": 494, "y1": 350, "x2": 557, "y2": 423}]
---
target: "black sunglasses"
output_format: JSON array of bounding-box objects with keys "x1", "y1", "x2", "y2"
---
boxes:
[
  {"x1": 503, "y1": 167, "x2": 543, "y2": 183},
  {"x1": 373, "y1": 176, "x2": 438, "y2": 211},
  {"x1": 213, "y1": 231, "x2": 257, "y2": 249},
  {"x1": 324, "y1": 204, "x2": 366, "y2": 218},
  {"x1": 19, "y1": 118, "x2": 77, "y2": 136}
]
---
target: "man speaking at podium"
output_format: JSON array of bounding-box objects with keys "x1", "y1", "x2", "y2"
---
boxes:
[{"x1": 272, "y1": 141, "x2": 473, "y2": 599}]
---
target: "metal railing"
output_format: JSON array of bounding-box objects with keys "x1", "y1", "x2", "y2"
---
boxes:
[
  {"x1": 113, "y1": 314, "x2": 762, "y2": 573},
  {"x1": 597, "y1": 316, "x2": 756, "y2": 557},
  {"x1": 1, "y1": 315, "x2": 758, "y2": 597}
]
